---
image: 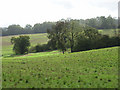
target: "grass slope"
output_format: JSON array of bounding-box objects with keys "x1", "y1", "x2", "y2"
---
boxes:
[
  {"x1": 98, "y1": 29, "x2": 119, "y2": 37},
  {"x1": 2, "y1": 46, "x2": 118, "y2": 88},
  {"x1": 1, "y1": 33, "x2": 48, "y2": 56}
]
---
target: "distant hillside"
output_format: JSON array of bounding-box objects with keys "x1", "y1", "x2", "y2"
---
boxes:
[{"x1": 2, "y1": 33, "x2": 48, "y2": 56}]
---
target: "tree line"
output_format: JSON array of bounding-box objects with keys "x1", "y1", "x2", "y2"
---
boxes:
[
  {"x1": 1, "y1": 15, "x2": 118, "y2": 36},
  {"x1": 1, "y1": 22, "x2": 55, "y2": 36},
  {"x1": 11, "y1": 19, "x2": 120, "y2": 55}
]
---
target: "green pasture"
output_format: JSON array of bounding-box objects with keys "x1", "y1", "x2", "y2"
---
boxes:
[
  {"x1": 2, "y1": 47, "x2": 118, "y2": 88},
  {"x1": 2, "y1": 33, "x2": 48, "y2": 56},
  {"x1": 98, "y1": 29, "x2": 119, "y2": 37},
  {"x1": 1, "y1": 30, "x2": 119, "y2": 88}
]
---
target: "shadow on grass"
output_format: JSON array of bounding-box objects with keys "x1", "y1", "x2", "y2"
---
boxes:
[
  {"x1": 3, "y1": 53, "x2": 28, "y2": 58},
  {"x1": 2, "y1": 49, "x2": 73, "y2": 58}
]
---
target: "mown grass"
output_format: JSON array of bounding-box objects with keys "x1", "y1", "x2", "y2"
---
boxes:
[
  {"x1": 2, "y1": 47, "x2": 118, "y2": 88},
  {"x1": 98, "y1": 29, "x2": 119, "y2": 37},
  {"x1": 2, "y1": 33, "x2": 48, "y2": 56}
]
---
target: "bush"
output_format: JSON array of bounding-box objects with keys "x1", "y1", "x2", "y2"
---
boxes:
[
  {"x1": 35, "y1": 44, "x2": 44, "y2": 52},
  {"x1": 36, "y1": 44, "x2": 51, "y2": 52},
  {"x1": 73, "y1": 33, "x2": 120, "y2": 52},
  {"x1": 11, "y1": 36, "x2": 30, "y2": 54},
  {"x1": 73, "y1": 38, "x2": 92, "y2": 52},
  {"x1": 29, "y1": 44, "x2": 51, "y2": 53},
  {"x1": 47, "y1": 39, "x2": 57, "y2": 50},
  {"x1": 29, "y1": 46, "x2": 36, "y2": 53}
]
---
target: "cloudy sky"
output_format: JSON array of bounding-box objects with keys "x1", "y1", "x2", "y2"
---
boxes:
[{"x1": 0, "y1": 0, "x2": 119, "y2": 27}]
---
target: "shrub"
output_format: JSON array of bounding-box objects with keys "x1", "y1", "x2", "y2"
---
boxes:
[
  {"x1": 29, "y1": 44, "x2": 51, "y2": 53},
  {"x1": 73, "y1": 33, "x2": 120, "y2": 52},
  {"x1": 29, "y1": 46, "x2": 36, "y2": 53},
  {"x1": 11, "y1": 36, "x2": 30, "y2": 54}
]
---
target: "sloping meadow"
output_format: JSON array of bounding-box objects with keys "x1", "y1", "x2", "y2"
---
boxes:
[
  {"x1": 2, "y1": 33, "x2": 48, "y2": 56},
  {"x1": 2, "y1": 47, "x2": 118, "y2": 88}
]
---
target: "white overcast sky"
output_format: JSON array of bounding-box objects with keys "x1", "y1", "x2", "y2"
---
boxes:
[{"x1": 0, "y1": 0, "x2": 119, "y2": 27}]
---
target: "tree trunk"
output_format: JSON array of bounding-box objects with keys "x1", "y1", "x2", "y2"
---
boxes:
[
  {"x1": 62, "y1": 51, "x2": 64, "y2": 54},
  {"x1": 71, "y1": 32, "x2": 74, "y2": 53},
  {"x1": 71, "y1": 45, "x2": 73, "y2": 53}
]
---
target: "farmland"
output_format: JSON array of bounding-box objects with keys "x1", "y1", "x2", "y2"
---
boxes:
[
  {"x1": 2, "y1": 47, "x2": 118, "y2": 88},
  {"x1": 1, "y1": 29, "x2": 119, "y2": 88},
  {"x1": 2, "y1": 33, "x2": 48, "y2": 56},
  {"x1": 98, "y1": 29, "x2": 119, "y2": 37},
  {"x1": 2, "y1": 29, "x2": 118, "y2": 56}
]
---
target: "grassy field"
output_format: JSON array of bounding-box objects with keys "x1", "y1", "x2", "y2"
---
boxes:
[
  {"x1": 2, "y1": 47, "x2": 118, "y2": 88},
  {"x1": 1, "y1": 33, "x2": 48, "y2": 56},
  {"x1": 1, "y1": 30, "x2": 119, "y2": 88},
  {"x1": 98, "y1": 29, "x2": 119, "y2": 37}
]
